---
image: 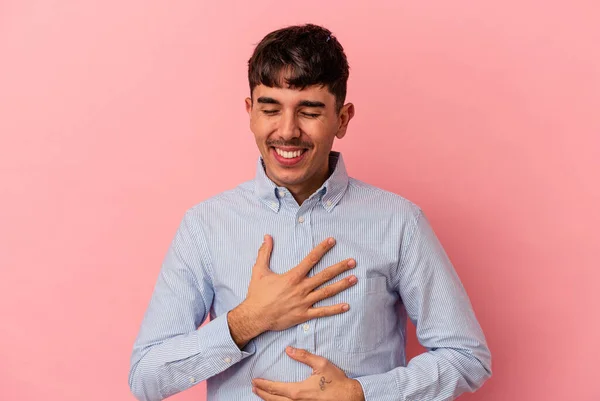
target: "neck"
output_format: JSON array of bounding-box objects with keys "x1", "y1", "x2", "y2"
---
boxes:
[
  {"x1": 274, "y1": 163, "x2": 331, "y2": 206},
  {"x1": 288, "y1": 176, "x2": 327, "y2": 206}
]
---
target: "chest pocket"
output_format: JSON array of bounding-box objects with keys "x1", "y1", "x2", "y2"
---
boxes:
[{"x1": 327, "y1": 275, "x2": 393, "y2": 353}]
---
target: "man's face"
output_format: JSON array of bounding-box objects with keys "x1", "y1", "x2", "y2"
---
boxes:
[{"x1": 245, "y1": 84, "x2": 354, "y2": 196}]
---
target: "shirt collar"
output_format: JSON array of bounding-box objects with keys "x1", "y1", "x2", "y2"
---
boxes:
[{"x1": 254, "y1": 151, "x2": 349, "y2": 213}]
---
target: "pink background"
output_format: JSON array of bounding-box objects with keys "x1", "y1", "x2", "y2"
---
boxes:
[{"x1": 1, "y1": 1, "x2": 599, "y2": 400}]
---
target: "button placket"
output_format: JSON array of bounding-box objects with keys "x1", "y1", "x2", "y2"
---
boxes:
[{"x1": 294, "y1": 203, "x2": 316, "y2": 375}]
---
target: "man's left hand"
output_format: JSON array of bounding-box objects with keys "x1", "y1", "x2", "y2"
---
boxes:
[{"x1": 252, "y1": 347, "x2": 365, "y2": 401}]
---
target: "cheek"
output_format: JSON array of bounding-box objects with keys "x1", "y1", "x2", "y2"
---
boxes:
[
  {"x1": 250, "y1": 120, "x2": 267, "y2": 141},
  {"x1": 302, "y1": 124, "x2": 336, "y2": 147},
  {"x1": 252, "y1": 117, "x2": 275, "y2": 136}
]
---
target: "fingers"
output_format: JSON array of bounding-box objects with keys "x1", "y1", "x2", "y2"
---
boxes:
[
  {"x1": 305, "y1": 275, "x2": 357, "y2": 305},
  {"x1": 253, "y1": 234, "x2": 273, "y2": 275},
  {"x1": 304, "y1": 258, "x2": 356, "y2": 290},
  {"x1": 292, "y1": 237, "x2": 336, "y2": 279},
  {"x1": 252, "y1": 377, "x2": 297, "y2": 400},
  {"x1": 285, "y1": 347, "x2": 329, "y2": 372},
  {"x1": 252, "y1": 386, "x2": 291, "y2": 401},
  {"x1": 306, "y1": 303, "x2": 350, "y2": 320}
]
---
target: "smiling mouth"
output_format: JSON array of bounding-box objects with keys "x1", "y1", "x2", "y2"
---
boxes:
[
  {"x1": 273, "y1": 147, "x2": 307, "y2": 159},
  {"x1": 270, "y1": 146, "x2": 308, "y2": 166}
]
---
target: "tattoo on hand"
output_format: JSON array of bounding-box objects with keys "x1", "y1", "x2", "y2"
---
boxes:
[{"x1": 319, "y1": 376, "x2": 332, "y2": 391}]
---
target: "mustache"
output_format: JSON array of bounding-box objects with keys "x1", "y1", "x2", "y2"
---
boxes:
[{"x1": 267, "y1": 140, "x2": 313, "y2": 149}]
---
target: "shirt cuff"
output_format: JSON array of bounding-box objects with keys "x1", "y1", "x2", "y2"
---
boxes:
[
  {"x1": 355, "y1": 370, "x2": 400, "y2": 401},
  {"x1": 196, "y1": 311, "x2": 256, "y2": 371},
  {"x1": 157, "y1": 312, "x2": 256, "y2": 398}
]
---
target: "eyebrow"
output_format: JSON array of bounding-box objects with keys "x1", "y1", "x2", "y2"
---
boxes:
[{"x1": 256, "y1": 97, "x2": 326, "y2": 108}]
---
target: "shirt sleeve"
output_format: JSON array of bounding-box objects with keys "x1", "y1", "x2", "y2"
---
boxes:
[
  {"x1": 128, "y1": 210, "x2": 255, "y2": 401},
  {"x1": 355, "y1": 208, "x2": 492, "y2": 401}
]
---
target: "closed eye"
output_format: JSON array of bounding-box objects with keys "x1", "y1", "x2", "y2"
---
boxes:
[
  {"x1": 262, "y1": 110, "x2": 279, "y2": 115},
  {"x1": 301, "y1": 112, "x2": 320, "y2": 118}
]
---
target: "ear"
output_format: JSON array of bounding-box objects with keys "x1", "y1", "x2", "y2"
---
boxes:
[
  {"x1": 245, "y1": 97, "x2": 253, "y2": 117},
  {"x1": 335, "y1": 103, "x2": 355, "y2": 139}
]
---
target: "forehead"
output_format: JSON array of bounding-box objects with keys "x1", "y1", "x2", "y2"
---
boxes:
[{"x1": 252, "y1": 84, "x2": 335, "y2": 106}]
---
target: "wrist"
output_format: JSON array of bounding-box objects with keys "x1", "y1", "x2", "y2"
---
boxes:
[
  {"x1": 348, "y1": 379, "x2": 365, "y2": 401},
  {"x1": 227, "y1": 302, "x2": 265, "y2": 348}
]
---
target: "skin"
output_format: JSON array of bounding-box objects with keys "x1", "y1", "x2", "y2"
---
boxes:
[
  {"x1": 244, "y1": 83, "x2": 355, "y2": 205},
  {"x1": 227, "y1": 235, "x2": 358, "y2": 348},
  {"x1": 224, "y1": 82, "x2": 364, "y2": 401},
  {"x1": 252, "y1": 347, "x2": 364, "y2": 401}
]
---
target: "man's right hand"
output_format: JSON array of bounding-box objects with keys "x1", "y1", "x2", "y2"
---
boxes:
[{"x1": 227, "y1": 234, "x2": 357, "y2": 348}]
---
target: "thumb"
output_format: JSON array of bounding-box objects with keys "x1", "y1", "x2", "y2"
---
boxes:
[
  {"x1": 285, "y1": 347, "x2": 327, "y2": 372},
  {"x1": 253, "y1": 234, "x2": 273, "y2": 275}
]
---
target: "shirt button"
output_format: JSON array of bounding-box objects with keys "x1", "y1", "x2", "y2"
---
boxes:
[
  {"x1": 326, "y1": 200, "x2": 332, "y2": 207},
  {"x1": 303, "y1": 323, "x2": 310, "y2": 332},
  {"x1": 189, "y1": 377, "x2": 195, "y2": 383},
  {"x1": 224, "y1": 357, "x2": 232, "y2": 363},
  {"x1": 298, "y1": 216, "x2": 305, "y2": 223},
  {"x1": 270, "y1": 202, "x2": 277, "y2": 208},
  {"x1": 278, "y1": 190, "x2": 286, "y2": 197}
]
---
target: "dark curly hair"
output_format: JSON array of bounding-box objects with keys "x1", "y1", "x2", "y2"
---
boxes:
[{"x1": 248, "y1": 24, "x2": 350, "y2": 113}]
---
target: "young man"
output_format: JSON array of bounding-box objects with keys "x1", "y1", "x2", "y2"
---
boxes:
[{"x1": 129, "y1": 24, "x2": 492, "y2": 401}]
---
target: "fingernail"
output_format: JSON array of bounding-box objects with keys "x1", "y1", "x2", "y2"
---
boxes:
[
  {"x1": 347, "y1": 259, "x2": 356, "y2": 267},
  {"x1": 252, "y1": 387, "x2": 256, "y2": 393},
  {"x1": 348, "y1": 275, "x2": 357, "y2": 284},
  {"x1": 287, "y1": 346, "x2": 295, "y2": 354},
  {"x1": 342, "y1": 304, "x2": 350, "y2": 311},
  {"x1": 328, "y1": 237, "x2": 335, "y2": 245}
]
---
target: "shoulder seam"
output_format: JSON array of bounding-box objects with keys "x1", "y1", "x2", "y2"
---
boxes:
[{"x1": 347, "y1": 178, "x2": 417, "y2": 206}]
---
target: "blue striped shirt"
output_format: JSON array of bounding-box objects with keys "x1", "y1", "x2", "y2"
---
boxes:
[{"x1": 129, "y1": 152, "x2": 492, "y2": 401}]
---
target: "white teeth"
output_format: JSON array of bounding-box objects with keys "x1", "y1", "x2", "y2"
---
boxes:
[{"x1": 275, "y1": 148, "x2": 304, "y2": 159}]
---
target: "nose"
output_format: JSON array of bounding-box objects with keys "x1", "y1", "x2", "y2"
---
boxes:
[{"x1": 277, "y1": 109, "x2": 301, "y2": 140}]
